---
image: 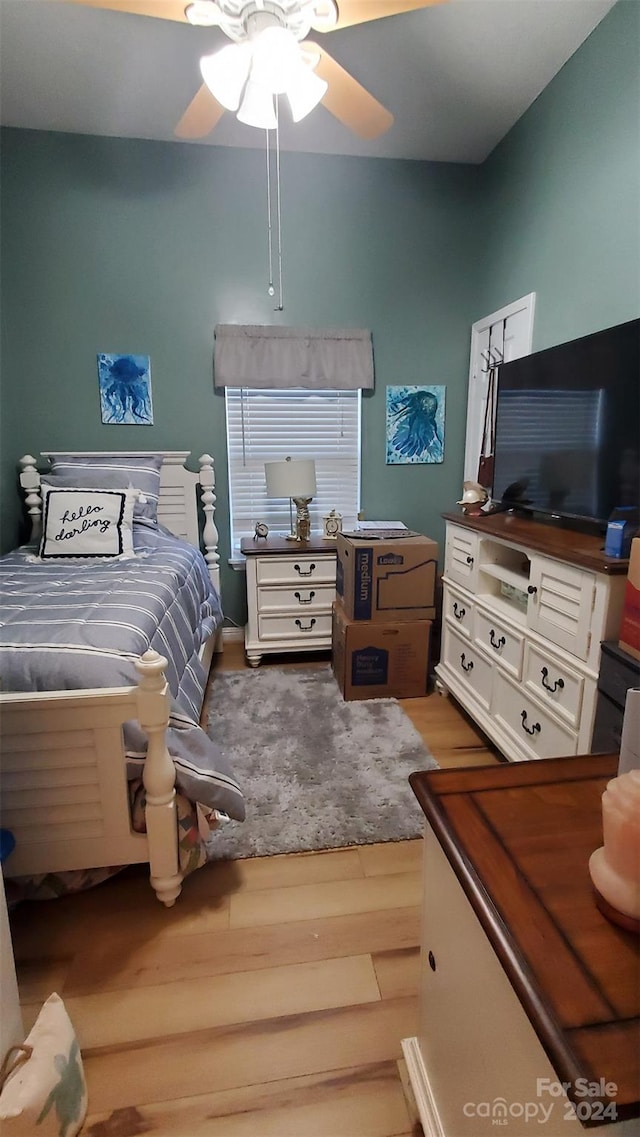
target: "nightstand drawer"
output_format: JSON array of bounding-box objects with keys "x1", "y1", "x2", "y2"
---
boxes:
[
  {"x1": 257, "y1": 584, "x2": 335, "y2": 612},
  {"x1": 257, "y1": 612, "x2": 333, "y2": 642},
  {"x1": 255, "y1": 554, "x2": 336, "y2": 587}
]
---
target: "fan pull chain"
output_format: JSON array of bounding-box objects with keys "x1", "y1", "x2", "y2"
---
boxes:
[{"x1": 264, "y1": 103, "x2": 284, "y2": 311}]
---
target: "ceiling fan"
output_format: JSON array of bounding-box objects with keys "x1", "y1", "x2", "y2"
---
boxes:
[{"x1": 60, "y1": 0, "x2": 445, "y2": 140}]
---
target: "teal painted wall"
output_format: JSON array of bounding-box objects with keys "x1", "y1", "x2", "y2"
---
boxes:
[
  {"x1": 0, "y1": 132, "x2": 480, "y2": 621},
  {"x1": 1, "y1": 1, "x2": 638, "y2": 625},
  {"x1": 476, "y1": 0, "x2": 640, "y2": 348}
]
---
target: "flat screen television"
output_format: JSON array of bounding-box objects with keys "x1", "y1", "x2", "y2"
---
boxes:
[{"x1": 491, "y1": 317, "x2": 640, "y2": 531}]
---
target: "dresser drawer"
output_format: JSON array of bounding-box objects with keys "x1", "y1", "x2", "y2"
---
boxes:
[
  {"x1": 442, "y1": 624, "x2": 493, "y2": 710},
  {"x1": 524, "y1": 642, "x2": 584, "y2": 728},
  {"x1": 255, "y1": 554, "x2": 336, "y2": 587},
  {"x1": 257, "y1": 584, "x2": 335, "y2": 613},
  {"x1": 493, "y1": 671, "x2": 578, "y2": 760},
  {"x1": 474, "y1": 607, "x2": 524, "y2": 680},
  {"x1": 443, "y1": 584, "x2": 474, "y2": 640},
  {"x1": 257, "y1": 611, "x2": 333, "y2": 642}
]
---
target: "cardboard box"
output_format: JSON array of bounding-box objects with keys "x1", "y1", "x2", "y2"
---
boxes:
[
  {"x1": 332, "y1": 602, "x2": 431, "y2": 701},
  {"x1": 336, "y1": 531, "x2": 437, "y2": 622},
  {"x1": 619, "y1": 537, "x2": 640, "y2": 662}
]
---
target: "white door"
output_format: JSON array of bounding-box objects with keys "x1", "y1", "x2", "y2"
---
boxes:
[{"x1": 464, "y1": 294, "x2": 536, "y2": 484}]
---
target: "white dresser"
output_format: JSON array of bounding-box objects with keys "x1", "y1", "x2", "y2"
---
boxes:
[
  {"x1": 436, "y1": 512, "x2": 628, "y2": 761},
  {"x1": 241, "y1": 535, "x2": 337, "y2": 666}
]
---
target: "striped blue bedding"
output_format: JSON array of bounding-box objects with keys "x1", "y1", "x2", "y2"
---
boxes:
[{"x1": 0, "y1": 523, "x2": 245, "y2": 823}]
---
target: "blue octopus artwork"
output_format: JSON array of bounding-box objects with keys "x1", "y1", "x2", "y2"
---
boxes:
[
  {"x1": 386, "y1": 385, "x2": 445, "y2": 464},
  {"x1": 97, "y1": 353, "x2": 153, "y2": 425}
]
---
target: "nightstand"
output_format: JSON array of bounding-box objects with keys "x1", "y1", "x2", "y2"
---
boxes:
[{"x1": 240, "y1": 535, "x2": 338, "y2": 666}]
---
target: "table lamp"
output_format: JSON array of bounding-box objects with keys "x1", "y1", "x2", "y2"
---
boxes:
[{"x1": 265, "y1": 457, "x2": 317, "y2": 541}]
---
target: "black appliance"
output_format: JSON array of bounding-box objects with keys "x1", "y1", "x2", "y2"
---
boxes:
[{"x1": 491, "y1": 318, "x2": 640, "y2": 531}]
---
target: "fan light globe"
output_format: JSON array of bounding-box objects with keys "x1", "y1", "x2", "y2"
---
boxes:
[
  {"x1": 200, "y1": 43, "x2": 252, "y2": 111},
  {"x1": 287, "y1": 64, "x2": 327, "y2": 121},
  {"x1": 237, "y1": 79, "x2": 278, "y2": 129},
  {"x1": 251, "y1": 26, "x2": 300, "y2": 94}
]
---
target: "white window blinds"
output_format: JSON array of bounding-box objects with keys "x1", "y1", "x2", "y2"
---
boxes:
[{"x1": 226, "y1": 388, "x2": 361, "y2": 552}]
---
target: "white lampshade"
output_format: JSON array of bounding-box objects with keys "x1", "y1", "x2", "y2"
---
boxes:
[
  {"x1": 237, "y1": 78, "x2": 278, "y2": 129},
  {"x1": 287, "y1": 63, "x2": 327, "y2": 123},
  {"x1": 200, "y1": 43, "x2": 252, "y2": 111},
  {"x1": 265, "y1": 458, "x2": 317, "y2": 498}
]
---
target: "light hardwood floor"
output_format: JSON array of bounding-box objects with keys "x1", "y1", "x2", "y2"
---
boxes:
[{"x1": 8, "y1": 641, "x2": 500, "y2": 1137}]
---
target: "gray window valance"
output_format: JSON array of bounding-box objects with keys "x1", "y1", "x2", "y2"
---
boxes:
[{"x1": 214, "y1": 325, "x2": 374, "y2": 390}]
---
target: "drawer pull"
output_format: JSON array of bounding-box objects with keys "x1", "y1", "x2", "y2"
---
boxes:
[
  {"x1": 540, "y1": 666, "x2": 565, "y2": 694},
  {"x1": 294, "y1": 590, "x2": 316, "y2": 604},
  {"x1": 489, "y1": 629, "x2": 506, "y2": 651},
  {"x1": 453, "y1": 601, "x2": 466, "y2": 620},
  {"x1": 527, "y1": 584, "x2": 537, "y2": 595},
  {"x1": 428, "y1": 951, "x2": 437, "y2": 972},
  {"x1": 460, "y1": 653, "x2": 474, "y2": 673},
  {"x1": 295, "y1": 618, "x2": 316, "y2": 632},
  {"x1": 466, "y1": 555, "x2": 474, "y2": 566},
  {"x1": 294, "y1": 562, "x2": 316, "y2": 577},
  {"x1": 521, "y1": 710, "x2": 541, "y2": 736}
]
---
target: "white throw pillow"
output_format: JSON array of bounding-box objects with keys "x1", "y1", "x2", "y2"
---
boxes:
[
  {"x1": 0, "y1": 992, "x2": 88, "y2": 1136},
  {"x1": 38, "y1": 486, "x2": 136, "y2": 559}
]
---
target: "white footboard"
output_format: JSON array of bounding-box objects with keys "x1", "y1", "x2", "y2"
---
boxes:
[{"x1": 0, "y1": 650, "x2": 182, "y2": 907}]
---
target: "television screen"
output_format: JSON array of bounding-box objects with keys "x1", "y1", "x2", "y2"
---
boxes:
[{"x1": 492, "y1": 318, "x2": 640, "y2": 527}]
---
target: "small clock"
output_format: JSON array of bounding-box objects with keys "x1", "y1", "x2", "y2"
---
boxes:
[
  {"x1": 322, "y1": 511, "x2": 343, "y2": 539},
  {"x1": 254, "y1": 521, "x2": 269, "y2": 539}
]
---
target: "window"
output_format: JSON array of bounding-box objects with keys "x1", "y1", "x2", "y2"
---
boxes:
[{"x1": 225, "y1": 387, "x2": 361, "y2": 555}]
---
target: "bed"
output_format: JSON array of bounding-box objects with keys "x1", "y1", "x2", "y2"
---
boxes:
[{"x1": 0, "y1": 451, "x2": 244, "y2": 906}]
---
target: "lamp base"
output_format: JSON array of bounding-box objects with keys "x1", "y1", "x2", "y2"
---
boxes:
[{"x1": 286, "y1": 496, "x2": 312, "y2": 542}]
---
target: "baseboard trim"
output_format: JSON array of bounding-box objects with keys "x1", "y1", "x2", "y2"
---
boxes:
[
  {"x1": 222, "y1": 625, "x2": 245, "y2": 644},
  {"x1": 401, "y1": 1036, "x2": 446, "y2": 1137}
]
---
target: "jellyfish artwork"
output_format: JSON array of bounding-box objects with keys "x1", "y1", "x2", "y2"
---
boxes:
[
  {"x1": 97, "y1": 353, "x2": 153, "y2": 425},
  {"x1": 386, "y1": 385, "x2": 445, "y2": 464}
]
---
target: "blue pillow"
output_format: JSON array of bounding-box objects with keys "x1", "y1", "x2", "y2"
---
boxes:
[{"x1": 43, "y1": 454, "x2": 163, "y2": 525}]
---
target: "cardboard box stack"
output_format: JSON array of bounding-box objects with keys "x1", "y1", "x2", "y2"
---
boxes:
[{"x1": 331, "y1": 530, "x2": 438, "y2": 700}]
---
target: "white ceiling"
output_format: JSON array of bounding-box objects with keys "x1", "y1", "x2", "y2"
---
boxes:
[{"x1": 0, "y1": 0, "x2": 617, "y2": 163}]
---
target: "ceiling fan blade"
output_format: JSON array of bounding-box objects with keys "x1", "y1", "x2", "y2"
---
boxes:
[
  {"x1": 57, "y1": 0, "x2": 191, "y2": 22},
  {"x1": 175, "y1": 85, "x2": 225, "y2": 139},
  {"x1": 330, "y1": 0, "x2": 446, "y2": 32},
  {"x1": 303, "y1": 43, "x2": 393, "y2": 139}
]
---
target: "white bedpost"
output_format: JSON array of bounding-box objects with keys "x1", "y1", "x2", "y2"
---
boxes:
[
  {"x1": 19, "y1": 455, "x2": 42, "y2": 543},
  {"x1": 135, "y1": 650, "x2": 183, "y2": 908},
  {"x1": 198, "y1": 454, "x2": 220, "y2": 594}
]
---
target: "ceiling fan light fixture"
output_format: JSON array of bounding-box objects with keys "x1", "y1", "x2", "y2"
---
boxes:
[
  {"x1": 251, "y1": 26, "x2": 301, "y2": 95},
  {"x1": 237, "y1": 79, "x2": 278, "y2": 129},
  {"x1": 286, "y1": 63, "x2": 327, "y2": 122},
  {"x1": 200, "y1": 42, "x2": 252, "y2": 111}
]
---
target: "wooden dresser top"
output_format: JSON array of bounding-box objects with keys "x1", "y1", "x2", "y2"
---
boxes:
[
  {"x1": 442, "y1": 510, "x2": 629, "y2": 574},
  {"x1": 410, "y1": 755, "x2": 640, "y2": 1121}
]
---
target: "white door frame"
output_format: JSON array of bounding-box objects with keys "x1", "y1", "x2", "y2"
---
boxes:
[{"x1": 464, "y1": 293, "x2": 536, "y2": 482}]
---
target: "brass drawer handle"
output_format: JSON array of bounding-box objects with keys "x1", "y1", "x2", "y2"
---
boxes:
[
  {"x1": 295, "y1": 618, "x2": 316, "y2": 632},
  {"x1": 541, "y1": 666, "x2": 565, "y2": 694},
  {"x1": 294, "y1": 591, "x2": 316, "y2": 604},
  {"x1": 294, "y1": 562, "x2": 316, "y2": 577}
]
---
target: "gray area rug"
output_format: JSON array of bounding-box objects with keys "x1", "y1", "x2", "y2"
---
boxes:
[{"x1": 205, "y1": 665, "x2": 437, "y2": 859}]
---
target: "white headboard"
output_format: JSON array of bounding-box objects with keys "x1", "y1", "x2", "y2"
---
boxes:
[{"x1": 18, "y1": 451, "x2": 220, "y2": 594}]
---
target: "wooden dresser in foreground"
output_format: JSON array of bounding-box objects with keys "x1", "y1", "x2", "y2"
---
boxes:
[{"x1": 402, "y1": 754, "x2": 639, "y2": 1136}]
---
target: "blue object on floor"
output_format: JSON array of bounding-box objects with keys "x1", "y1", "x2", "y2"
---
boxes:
[{"x1": 0, "y1": 829, "x2": 16, "y2": 863}]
